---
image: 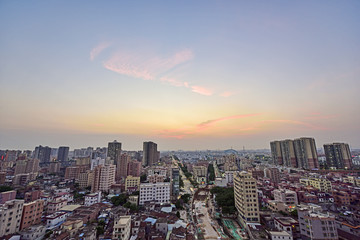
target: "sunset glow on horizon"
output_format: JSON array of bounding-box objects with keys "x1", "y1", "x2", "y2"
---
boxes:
[{"x1": 1, "y1": 1, "x2": 359, "y2": 150}]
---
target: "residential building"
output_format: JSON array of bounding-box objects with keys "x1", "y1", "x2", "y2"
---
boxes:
[
  {"x1": 171, "y1": 167, "x2": 180, "y2": 199},
  {"x1": 20, "y1": 199, "x2": 44, "y2": 230},
  {"x1": 0, "y1": 199, "x2": 24, "y2": 237},
  {"x1": 271, "y1": 137, "x2": 319, "y2": 170},
  {"x1": 113, "y1": 215, "x2": 131, "y2": 240},
  {"x1": 78, "y1": 170, "x2": 94, "y2": 189},
  {"x1": 0, "y1": 190, "x2": 16, "y2": 204},
  {"x1": 34, "y1": 145, "x2": 51, "y2": 165},
  {"x1": 57, "y1": 146, "x2": 69, "y2": 166},
  {"x1": 265, "y1": 168, "x2": 280, "y2": 184},
  {"x1": 308, "y1": 177, "x2": 332, "y2": 192},
  {"x1": 44, "y1": 212, "x2": 67, "y2": 228},
  {"x1": 46, "y1": 196, "x2": 67, "y2": 214},
  {"x1": 234, "y1": 171, "x2": 259, "y2": 226},
  {"x1": 142, "y1": 141, "x2": 159, "y2": 167},
  {"x1": 293, "y1": 137, "x2": 319, "y2": 170},
  {"x1": 139, "y1": 182, "x2": 170, "y2": 205},
  {"x1": 324, "y1": 143, "x2": 352, "y2": 169},
  {"x1": 127, "y1": 160, "x2": 141, "y2": 177},
  {"x1": 125, "y1": 176, "x2": 140, "y2": 193},
  {"x1": 274, "y1": 217, "x2": 300, "y2": 240},
  {"x1": 273, "y1": 189, "x2": 298, "y2": 205},
  {"x1": 107, "y1": 140, "x2": 122, "y2": 161},
  {"x1": 91, "y1": 164, "x2": 116, "y2": 192},
  {"x1": 268, "y1": 231, "x2": 292, "y2": 240},
  {"x1": 20, "y1": 224, "x2": 47, "y2": 240},
  {"x1": 298, "y1": 204, "x2": 337, "y2": 240},
  {"x1": 193, "y1": 165, "x2": 207, "y2": 184},
  {"x1": 116, "y1": 153, "x2": 130, "y2": 181}
]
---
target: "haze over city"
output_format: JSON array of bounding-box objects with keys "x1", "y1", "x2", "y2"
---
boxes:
[{"x1": 1, "y1": 1, "x2": 359, "y2": 150}]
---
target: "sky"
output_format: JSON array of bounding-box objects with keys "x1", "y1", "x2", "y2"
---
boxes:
[{"x1": 1, "y1": 1, "x2": 360, "y2": 151}]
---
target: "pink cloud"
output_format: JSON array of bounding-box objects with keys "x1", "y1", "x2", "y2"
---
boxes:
[
  {"x1": 191, "y1": 86, "x2": 213, "y2": 96},
  {"x1": 258, "y1": 119, "x2": 327, "y2": 130},
  {"x1": 95, "y1": 45, "x2": 223, "y2": 96},
  {"x1": 104, "y1": 55, "x2": 154, "y2": 80},
  {"x1": 303, "y1": 112, "x2": 337, "y2": 120},
  {"x1": 90, "y1": 42, "x2": 111, "y2": 61},
  {"x1": 219, "y1": 91, "x2": 235, "y2": 97},
  {"x1": 198, "y1": 114, "x2": 261, "y2": 129},
  {"x1": 158, "y1": 113, "x2": 260, "y2": 138},
  {"x1": 159, "y1": 77, "x2": 187, "y2": 87}
]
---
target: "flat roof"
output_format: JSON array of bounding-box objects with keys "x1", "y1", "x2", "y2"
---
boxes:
[{"x1": 60, "y1": 205, "x2": 82, "y2": 212}]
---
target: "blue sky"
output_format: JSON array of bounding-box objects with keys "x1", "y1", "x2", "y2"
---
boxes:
[{"x1": 1, "y1": 1, "x2": 359, "y2": 150}]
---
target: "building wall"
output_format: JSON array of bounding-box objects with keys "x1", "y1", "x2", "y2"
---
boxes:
[
  {"x1": 20, "y1": 200, "x2": 44, "y2": 230},
  {"x1": 0, "y1": 199, "x2": 24, "y2": 237},
  {"x1": 139, "y1": 182, "x2": 170, "y2": 205},
  {"x1": 234, "y1": 171, "x2": 259, "y2": 226}
]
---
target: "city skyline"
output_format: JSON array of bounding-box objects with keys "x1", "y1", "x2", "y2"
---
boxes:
[{"x1": 1, "y1": 1, "x2": 360, "y2": 150}]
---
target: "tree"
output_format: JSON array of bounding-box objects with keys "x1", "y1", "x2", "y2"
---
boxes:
[
  {"x1": 176, "y1": 211, "x2": 181, "y2": 218},
  {"x1": 110, "y1": 194, "x2": 128, "y2": 206},
  {"x1": 208, "y1": 164, "x2": 215, "y2": 181},
  {"x1": 0, "y1": 185, "x2": 13, "y2": 193},
  {"x1": 179, "y1": 175, "x2": 184, "y2": 188},
  {"x1": 140, "y1": 174, "x2": 147, "y2": 182},
  {"x1": 290, "y1": 209, "x2": 298, "y2": 218},
  {"x1": 181, "y1": 194, "x2": 191, "y2": 204}
]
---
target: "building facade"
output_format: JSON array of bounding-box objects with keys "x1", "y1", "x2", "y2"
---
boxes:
[
  {"x1": 142, "y1": 141, "x2": 159, "y2": 167},
  {"x1": 324, "y1": 143, "x2": 352, "y2": 169},
  {"x1": 0, "y1": 199, "x2": 24, "y2": 237},
  {"x1": 91, "y1": 164, "x2": 116, "y2": 192},
  {"x1": 234, "y1": 171, "x2": 259, "y2": 226},
  {"x1": 139, "y1": 182, "x2": 170, "y2": 205}
]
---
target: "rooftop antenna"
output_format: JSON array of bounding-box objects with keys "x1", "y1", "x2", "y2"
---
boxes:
[{"x1": 243, "y1": 146, "x2": 245, "y2": 152}]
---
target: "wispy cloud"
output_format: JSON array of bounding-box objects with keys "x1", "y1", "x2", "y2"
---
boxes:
[
  {"x1": 191, "y1": 86, "x2": 213, "y2": 96},
  {"x1": 198, "y1": 114, "x2": 261, "y2": 129},
  {"x1": 158, "y1": 113, "x2": 260, "y2": 138},
  {"x1": 257, "y1": 119, "x2": 327, "y2": 130},
  {"x1": 90, "y1": 42, "x2": 111, "y2": 61},
  {"x1": 303, "y1": 112, "x2": 337, "y2": 120},
  {"x1": 92, "y1": 44, "x2": 233, "y2": 97}
]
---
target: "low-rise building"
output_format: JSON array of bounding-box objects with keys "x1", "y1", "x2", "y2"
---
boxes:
[
  {"x1": 44, "y1": 212, "x2": 68, "y2": 228},
  {"x1": 20, "y1": 224, "x2": 47, "y2": 240},
  {"x1": 307, "y1": 177, "x2": 332, "y2": 192},
  {"x1": 113, "y1": 215, "x2": 131, "y2": 240},
  {"x1": 298, "y1": 204, "x2": 337, "y2": 240},
  {"x1": 274, "y1": 217, "x2": 300, "y2": 240},
  {"x1": 273, "y1": 189, "x2": 298, "y2": 205},
  {"x1": 84, "y1": 192, "x2": 101, "y2": 206},
  {"x1": 268, "y1": 231, "x2": 292, "y2": 240}
]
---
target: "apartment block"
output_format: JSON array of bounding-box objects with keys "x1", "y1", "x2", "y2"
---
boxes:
[
  {"x1": 20, "y1": 199, "x2": 44, "y2": 230},
  {"x1": 113, "y1": 215, "x2": 131, "y2": 240},
  {"x1": 265, "y1": 168, "x2": 280, "y2": 184},
  {"x1": 234, "y1": 171, "x2": 259, "y2": 226},
  {"x1": 125, "y1": 176, "x2": 140, "y2": 192},
  {"x1": 91, "y1": 164, "x2": 116, "y2": 192},
  {"x1": 271, "y1": 137, "x2": 319, "y2": 170},
  {"x1": 298, "y1": 205, "x2": 337, "y2": 240},
  {"x1": 273, "y1": 189, "x2": 298, "y2": 205},
  {"x1": 0, "y1": 199, "x2": 24, "y2": 237},
  {"x1": 308, "y1": 178, "x2": 332, "y2": 192},
  {"x1": 139, "y1": 182, "x2": 170, "y2": 205},
  {"x1": 324, "y1": 143, "x2": 352, "y2": 169}
]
